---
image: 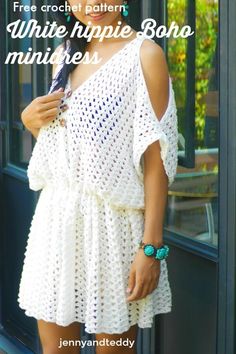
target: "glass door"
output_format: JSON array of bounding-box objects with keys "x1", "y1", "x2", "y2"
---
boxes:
[{"x1": 164, "y1": 0, "x2": 219, "y2": 250}]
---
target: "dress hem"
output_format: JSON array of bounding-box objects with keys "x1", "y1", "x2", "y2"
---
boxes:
[{"x1": 18, "y1": 301, "x2": 172, "y2": 334}]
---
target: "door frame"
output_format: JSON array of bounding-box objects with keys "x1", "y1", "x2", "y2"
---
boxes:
[{"x1": 217, "y1": 0, "x2": 236, "y2": 353}]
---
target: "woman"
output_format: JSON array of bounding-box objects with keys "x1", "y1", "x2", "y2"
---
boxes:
[{"x1": 18, "y1": 0, "x2": 178, "y2": 353}]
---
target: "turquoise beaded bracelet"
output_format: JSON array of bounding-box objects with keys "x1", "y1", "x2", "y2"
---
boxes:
[{"x1": 138, "y1": 241, "x2": 169, "y2": 260}]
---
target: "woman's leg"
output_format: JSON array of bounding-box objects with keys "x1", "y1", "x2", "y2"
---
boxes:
[
  {"x1": 94, "y1": 324, "x2": 138, "y2": 354},
  {"x1": 37, "y1": 319, "x2": 81, "y2": 354}
]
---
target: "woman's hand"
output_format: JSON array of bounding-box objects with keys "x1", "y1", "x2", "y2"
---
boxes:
[
  {"x1": 21, "y1": 88, "x2": 65, "y2": 132},
  {"x1": 126, "y1": 249, "x2": 161, "y2": 302}
]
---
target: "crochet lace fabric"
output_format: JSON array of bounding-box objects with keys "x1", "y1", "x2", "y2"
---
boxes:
[{"x1": 17, "y1": 34, "x2": 178, "y2": 334}]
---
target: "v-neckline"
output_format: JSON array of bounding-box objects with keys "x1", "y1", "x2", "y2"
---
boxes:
[{"x1": 67, "y1": 36, "x2": 139, "y2": 96}]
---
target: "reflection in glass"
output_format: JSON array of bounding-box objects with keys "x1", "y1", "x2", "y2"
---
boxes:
[
  {"x1": 10, "y1": 0, "x2": 33, "y2": 167},
  {"x1": 167, "y1": 0, "x2": 187, "y2": 154},
  {"x1": 19, "y1": 0, "x2": 32, "y2": 112},
  {"x1": 165, "y1": 0, "x2": 219, "y2": 247}
]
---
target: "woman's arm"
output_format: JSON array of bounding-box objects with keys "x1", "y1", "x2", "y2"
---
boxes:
[
  {"x1": 28, "y1": 127, "x2": 40, "y2": 140},
  {"x1": 126, "y1": 41, "x2": 170, "y2": 302},
  {"x1": 141, "y1": 41, "x2": 170, "y2": 247}
]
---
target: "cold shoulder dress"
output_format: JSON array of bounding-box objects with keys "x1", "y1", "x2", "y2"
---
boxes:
[{"x1": 17, "y1": 34, "x2": 179, "y2": 334}]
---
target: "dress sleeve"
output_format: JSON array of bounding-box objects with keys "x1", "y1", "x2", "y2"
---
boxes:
[
  {"x1": 27, "y1": 127, "x2": 47, "y2": 191},
  {"x1": 133, "y1": 67, "x2": 179, "y2": 187}
]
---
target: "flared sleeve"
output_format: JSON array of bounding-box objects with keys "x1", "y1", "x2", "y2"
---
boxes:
[
  {"x1": 26, "y1": 41, "x2": 72, "y2": 191},
  {"x1": 133, "y1": 63, "x2": 179, "y2": 187}
]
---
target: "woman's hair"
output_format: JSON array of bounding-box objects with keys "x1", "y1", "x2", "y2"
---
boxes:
[{"x1": 49, "y1": 0, "x2": 133, "y2": 92}]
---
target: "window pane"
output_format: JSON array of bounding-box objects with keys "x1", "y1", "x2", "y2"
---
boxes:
[
  {"x1": 167, "y1": 0, "x2": 187, "y2": 155},
  {"x1": 165, "y1": 0, "x2": 219, "y2": 248},
  {"x1": 9, "y1": 0, "x2": 33, "y2": 168}
]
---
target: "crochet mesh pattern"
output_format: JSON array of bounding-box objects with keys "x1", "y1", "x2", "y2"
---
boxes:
[{"x1": 17, "y1": 34, "x2": 178, "y2": 334}]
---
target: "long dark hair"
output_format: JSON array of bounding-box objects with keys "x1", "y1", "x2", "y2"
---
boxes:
[{"x1": 49, "y1": 0, "x2": 133, "y2": 93}]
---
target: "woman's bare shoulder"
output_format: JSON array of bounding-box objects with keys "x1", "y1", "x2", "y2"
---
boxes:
[
  {"x1": 139, "y1": 39, "x2": 169, "y2": 82},
  {"x1": 139, "y1": 39, "x2": 170, "y2": 120}
]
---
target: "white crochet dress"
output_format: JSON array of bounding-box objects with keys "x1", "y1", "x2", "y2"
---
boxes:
[{"x1": 17, "y1": 34, "x2": 178, "y2": 334}]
